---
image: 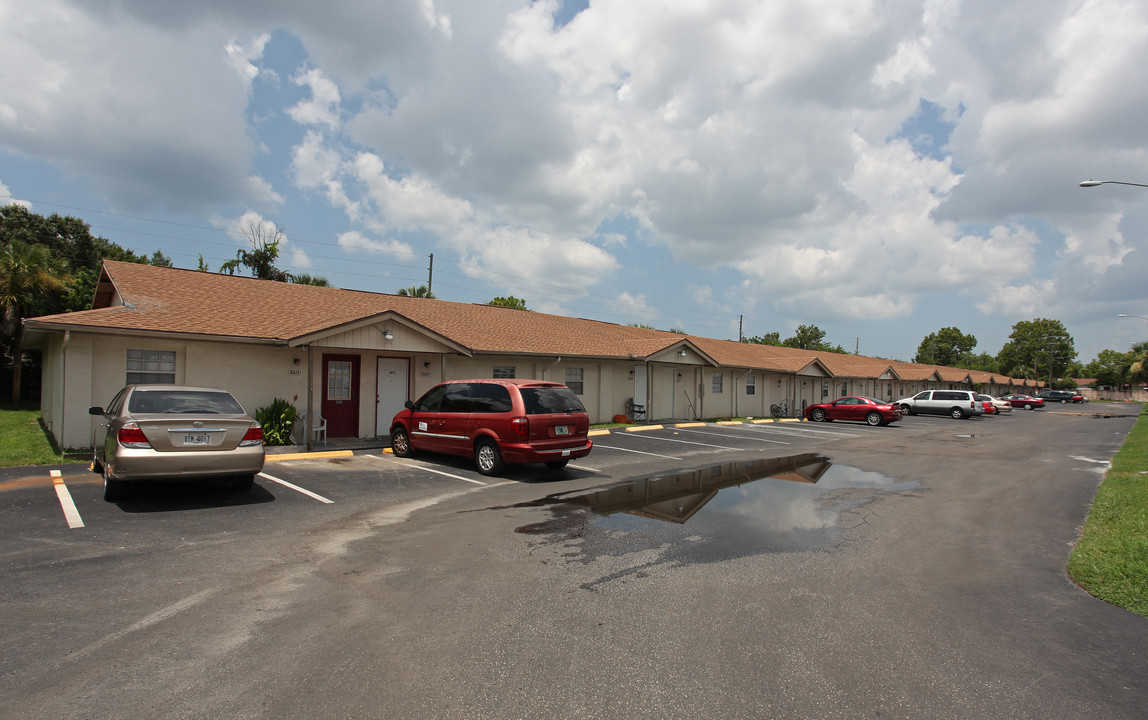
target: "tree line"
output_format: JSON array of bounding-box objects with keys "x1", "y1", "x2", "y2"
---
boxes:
[{"x1": 4, "y1": 204, "x2": 1145, "y2": 400}]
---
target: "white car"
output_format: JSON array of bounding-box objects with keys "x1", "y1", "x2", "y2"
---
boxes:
[{"x1": 979, "y1": 394, "x2": 1013, "y2": 414}]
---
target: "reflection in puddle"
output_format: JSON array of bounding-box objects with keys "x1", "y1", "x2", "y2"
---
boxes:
[{"x1": 504, "y1": 454, "x2": 919, "y2": 574}]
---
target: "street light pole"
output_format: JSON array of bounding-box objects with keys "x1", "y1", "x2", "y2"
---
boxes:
[
  {"x1": 1118, "y1": 313, "x2": 1148, "y2": 322},
  {"x1": 1080, "y1": 180, "x2": 1148, "y2": 188}
]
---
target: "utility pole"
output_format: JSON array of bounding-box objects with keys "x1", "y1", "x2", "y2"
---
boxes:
[
  {"x1": 427, "y1": 253, "x2": 434, "y2": 297},
  {"x1": 739, "y1": 315, "x2": 743, "y2": 342}
]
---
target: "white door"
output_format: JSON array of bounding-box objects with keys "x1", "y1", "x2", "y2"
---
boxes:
[{"x1": 376, "y1": 358, "x2": 410, "y2": 436}]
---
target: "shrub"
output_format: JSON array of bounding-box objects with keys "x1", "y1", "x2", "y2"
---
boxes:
[{"x1": 254, "y1": 398, "x2": 298, "y2": 446}]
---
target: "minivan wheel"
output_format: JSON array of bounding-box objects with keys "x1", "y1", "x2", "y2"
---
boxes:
[
  {"x1": 390, "y1": 426, "x2": 414, "y2": 457},
  {"x1": 866, "y1": 412, "x2": 883, "y2": 426},
  {"x1": 545, "y1": 459, "x2": 570, "y2": 469},
  {"x1": 950, "y1": 407, "x2": 965, "y2": 419},
  {"x1": 91, "y1": 449, "x2": 103, "y2": 474},
  {"x1": 475, "y1": 439, "x2": 505, "y2": 476},
  {"x1": 899, "y1": 404, "x2": 913, "y2": 416}
]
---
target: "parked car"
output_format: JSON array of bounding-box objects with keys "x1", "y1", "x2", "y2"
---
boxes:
[
  {"x1": 976, "y1": 394, "x2": 997, "y2": 415},
  {"x1": 1000, "y1": 394, "x2": 1045, "y2": 410},
  {"x1": 895, "y1": 390, "x2": 985, "y2": 419},
  {"x1": 389, "y1": 379, "x2": 593, "y2": 475},
  {"x1": 803, "y1": 396, "x2": 902, "y2": 426},
  {"x1": 89, "y1": 385, "x2": 265, "y2": 502},
  {"x1": 979, "y1": 395, "x2": 1013, "y2": 414},
  {"x1": 1038, "y1": 390, "x2": 1082, "y2": 404}
]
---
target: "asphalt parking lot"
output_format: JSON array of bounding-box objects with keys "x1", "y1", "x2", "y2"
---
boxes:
[{"x1": 3, "y1": 405, "x2": 1147, "y2": 718}]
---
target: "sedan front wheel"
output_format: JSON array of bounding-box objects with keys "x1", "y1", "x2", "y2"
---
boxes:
[{"x1": 810, "y1": 408, "x2": 827, "y2": 422}]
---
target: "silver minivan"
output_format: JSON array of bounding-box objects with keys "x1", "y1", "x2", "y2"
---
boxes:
[{"x1": 895, "y1": 390, "x2": 984, "y2": 419}]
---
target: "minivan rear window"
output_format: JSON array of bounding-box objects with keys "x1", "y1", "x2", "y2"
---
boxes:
[{"x1": 520, "y1": 387, "x2": 585, "y2": 415}]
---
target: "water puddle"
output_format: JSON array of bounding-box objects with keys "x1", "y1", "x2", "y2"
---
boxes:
[{"x1": 498, "y1": 454, "x2": 919, "y2": 572}]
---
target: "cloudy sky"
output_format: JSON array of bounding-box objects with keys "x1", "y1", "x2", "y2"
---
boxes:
[{"x1": 2, "y1": 0, "x2": 1146, "y2": 364}]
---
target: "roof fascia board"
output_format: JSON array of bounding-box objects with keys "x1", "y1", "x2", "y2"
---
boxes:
[
  {"x1": 21, "y1": 321, "x2": 284, "y2": 346},
  {"x1": 288, "y1": 312, "x2": 472, "y2": 355}
]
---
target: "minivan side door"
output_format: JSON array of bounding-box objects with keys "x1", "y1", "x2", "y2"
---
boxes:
[
  {"x1": 436, "y1": 383, "x2": 477, "y2": 457},
  {"x1": 911, "y1": 391, "x2": 935, "y2": 415},
  {"x1": 407, "y1": 384, "x2": 447, "y2": 452}
]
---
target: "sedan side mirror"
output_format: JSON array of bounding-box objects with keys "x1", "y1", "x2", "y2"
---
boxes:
[{"x1": 404, "y1": 400, "x2": 414, "y2": 410}]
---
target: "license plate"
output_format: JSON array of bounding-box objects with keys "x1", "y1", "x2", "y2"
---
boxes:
[
  {"x1": 554, "y1": 425, "x2": 569, "y2": 436},
  {"x1": 183, "y1": 433, "x2": 211, "y2": 446}
]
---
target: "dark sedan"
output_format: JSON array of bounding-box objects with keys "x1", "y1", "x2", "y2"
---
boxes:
[{"x1": 803, "y1": 396, "x2": 903, "y2": 426}]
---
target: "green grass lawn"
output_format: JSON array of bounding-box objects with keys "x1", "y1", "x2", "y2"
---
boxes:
[
  {"x1": 1067, "y1": 405, "x2": 1148, "y2": 617},
  {"x1": 0, "y1": 403, "x2": 85, "y2": 467}
]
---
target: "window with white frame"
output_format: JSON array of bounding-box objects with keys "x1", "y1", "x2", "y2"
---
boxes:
[
  {"x1": 565, "y1": 367, "x2": 584, "y2": 395},
  {"x1": 493, "y1": 366, "x2": 516, "y2": 379},
  {"x1": 126, "y1": 349, "x2": 176, "y2": 384},
  {"x1": 745, "y1": 375, "x2": 756, "y2": 395},
  {"x1": 712, "y1": 373, "x2": 723, "y2": 394}
]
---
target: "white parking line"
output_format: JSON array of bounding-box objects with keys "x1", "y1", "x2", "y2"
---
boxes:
[
  {"x1": 613, "y1": 433, "x2": 740, "y2": 450},
  {"x1": 258, "y1": 472, "x2": 334, "y2": 503},
  {"x1": 367, "y1": 454, "x2": 489, "y2": 485},
  {"x1": 590, "y1": 444, "x2": 683, "y2": 460},
  {"x1": 51, "y1": 470, "x2": 85, "y2": 529},
  {"x1": 670, "y1": 426, "x2": 790, "y2": 445}
]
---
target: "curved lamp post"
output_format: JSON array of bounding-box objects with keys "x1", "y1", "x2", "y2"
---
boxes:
[
  {"x1": 1080, "y1": 179, "x2": 1148, "y2": 188},
  {"x1": 1118, "y1": 314, "x2": 1148, "y2": 322}
]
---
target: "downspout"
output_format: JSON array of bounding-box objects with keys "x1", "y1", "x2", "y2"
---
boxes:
[
  {"x1": 306, "y1": 344, "x2": 314, "y2": 452},
  {"x1": 543, "y1": 356, "x2": 562, "y2": 380},
  {"x1": 61, "y1": 330, "x2": 69, "y2": 450}
]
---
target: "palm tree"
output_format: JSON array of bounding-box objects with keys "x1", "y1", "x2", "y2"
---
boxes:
[
  {"x1": 397, "y1": 284, "x2": 435, "y2": 299},
  {"x1": 0, "y1": 240, "x2": 69, "y2": 401},
  {"x1": 1128, "y1": 342, "x2": 1148, "y2": 385}
]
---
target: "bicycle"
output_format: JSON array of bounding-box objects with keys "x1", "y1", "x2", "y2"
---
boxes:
[{"x1": 770, "y1": 400, "x2": 789, "y2": 418}]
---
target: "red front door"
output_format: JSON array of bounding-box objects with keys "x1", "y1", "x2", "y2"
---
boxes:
[{"x1": 322, "y1": 354, "x2": 360, "y2": 438}]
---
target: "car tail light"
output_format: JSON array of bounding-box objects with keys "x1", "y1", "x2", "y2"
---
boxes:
[
  {"x1": 510, "y1": 417, "x2": 529, "y2": 436},
  {"x1": 117, "y1": 422, "x2": 151, "y2": 449},
  {"x1": 240, "y1": 423, "x2": 264, "y2": 447}
]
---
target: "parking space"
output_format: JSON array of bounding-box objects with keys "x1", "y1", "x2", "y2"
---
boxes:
[{"x1": 0, "y1": 415, "x2": 1002, "y2": 535}]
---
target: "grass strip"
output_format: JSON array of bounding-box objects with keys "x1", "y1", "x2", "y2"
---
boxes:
[
  {"x1": 0, "y1": 403, "x2": 82, "y2": 467},
  {"x1": 1068, "y1": 405, "x2": 1148, "y2": 617}
]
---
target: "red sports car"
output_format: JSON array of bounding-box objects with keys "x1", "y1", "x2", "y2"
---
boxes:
[{"x1": 803, "y1": 396, "x2": 903, "y2": 426}]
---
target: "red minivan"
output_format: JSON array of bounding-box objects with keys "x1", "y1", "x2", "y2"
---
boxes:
[{"x1": 389, "y1": 379, "x2": 593, "y2": 475}]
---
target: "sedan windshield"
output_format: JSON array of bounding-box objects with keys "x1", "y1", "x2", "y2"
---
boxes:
[{"x1": 128, "y1": 390, "x2": 245, "y2": 415}]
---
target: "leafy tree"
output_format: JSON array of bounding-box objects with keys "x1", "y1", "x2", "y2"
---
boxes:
[
  {"x1": 197, "y1": 254, "x2": 210, "y2": 272},
  {"x1": 914, "y1": 327, "x2": 977, "y2": 366},
  {"x1": 783, "y1": 324, "x2": 847, "y2": 353},
  {"x1": 397, "y1": 284, "x2": 435, "y2": 298},
  {"x1": 220, "y1": 222, "x2": 292, "y2": 282},
  {"x1": 628, "y1": 322, "x2": 656, "y2": 329},
  {"x1": 1129, "y1": 341, "x2": 1148, "y2": 384},
  {"x1": 0, "y1": 240, "x2": 69, "y2": 400},
  {"x1": 997, "y1": 318, "x2": 1076, "y2": 381},
  {"x1": 149, "y1": 250, "x2": 173, "y2": 267},
  {"x1": 669, "y1": 327, "x2": 686, "y2": 334},
  {"x1": 292, "y1": 273, "x2": 331, "y2": 287},
  {"x1": 1083, "y1": 349, "x2": 1130, "y2": 387},
  {"x1": 744, "y1": 332, "x2": 782, "y2": 346},
  {"x1": 956, "y1": 351, "x2": 999, "y2": 373},
  {"x1": 488, "y1": 296, "x2": 529, "y2": 310}
]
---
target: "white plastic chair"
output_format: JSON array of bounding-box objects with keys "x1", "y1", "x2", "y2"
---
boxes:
[{"x1": 293, "y1": 412, "x2": 328, "y2": 447}]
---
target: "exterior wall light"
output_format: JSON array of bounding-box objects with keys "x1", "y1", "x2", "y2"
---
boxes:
[{"x1": 383, "y1": 329, "x2": 394, "y2": 340}]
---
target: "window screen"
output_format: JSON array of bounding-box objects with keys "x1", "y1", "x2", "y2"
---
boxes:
[{"x1": 565, "y1": 368, "x2": 584, "y2": 395}]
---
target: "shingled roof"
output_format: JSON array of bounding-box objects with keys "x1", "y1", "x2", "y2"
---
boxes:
[{"x1": 25, "y1": 260, "x2": 1035, "y2": 386}]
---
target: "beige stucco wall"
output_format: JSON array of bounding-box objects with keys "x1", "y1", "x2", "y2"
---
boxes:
[{"x1": 49, "y1": 332, "x2": 309, "y2": 449}]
